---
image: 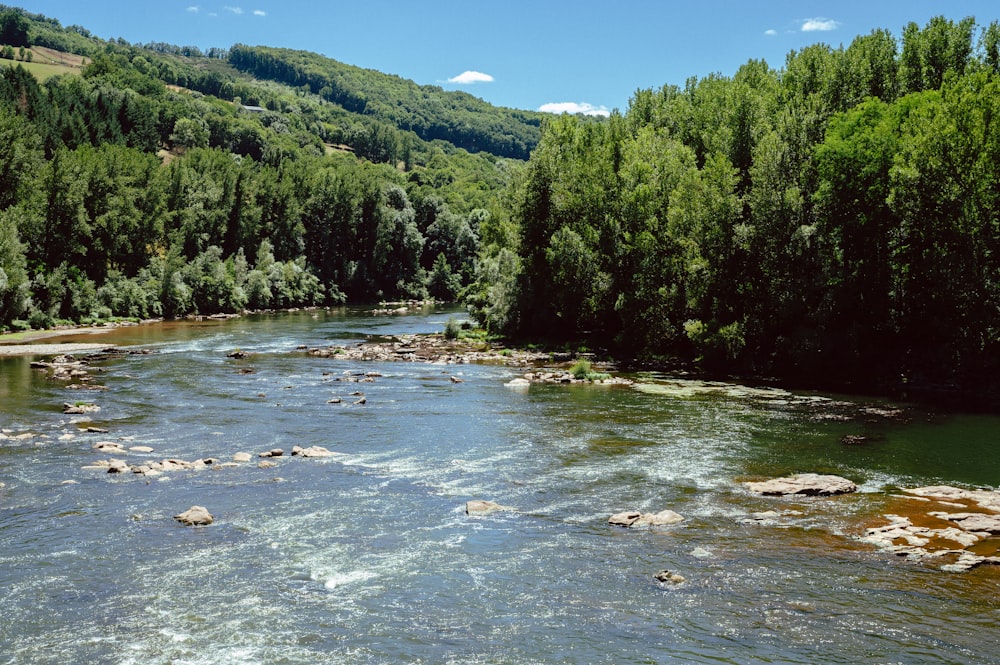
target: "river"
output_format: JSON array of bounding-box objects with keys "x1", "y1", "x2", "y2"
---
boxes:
[{"x1": 1, "y1": 308, "x2": 999, "y2": 664}]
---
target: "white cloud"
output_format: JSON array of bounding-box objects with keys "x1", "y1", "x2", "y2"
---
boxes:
[
  {"x1": 538, "y1": 102, "x2": 611, "y2": 117},
  {"x1": 186, "y1": 5, "x2": 199, "y2": 13},
  {"x1": 447, "y1": 70, "x2": 495, "y2": 84},
  {"x1": 253, "y1": 10, "x2": 266, "y2": 16},
  {"x1": 225, "y1": 6, "x2": 244, "y2": 14},
  {"x1": 801, "y1": 18, "x2": 839, "y2": 32},
  {"x1": 764, "y1": 29, "x2": 777, "y2": 36}
]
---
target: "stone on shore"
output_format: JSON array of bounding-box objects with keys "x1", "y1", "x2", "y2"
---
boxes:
[
  {"x1": 174, "y1": 506, "x2": 213, "y2": 526},
  {"x1": 745, "y1": 473, "x2": 857, "y2": 496},
  {"x1": 466, "y1": 500, "x2": 514, "y2": 515}
]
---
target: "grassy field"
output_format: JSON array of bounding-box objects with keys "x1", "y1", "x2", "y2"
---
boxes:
[
  {"x1": 1, "y1": 46, "x2": 86, "y2": 81},
  {"x1": 3, "y1": 59, "x2": 76, "y2": 81}
]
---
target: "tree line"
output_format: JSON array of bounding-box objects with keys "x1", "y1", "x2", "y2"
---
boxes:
[{"x1": 469, "y1": 16, "x2": 1000, "y2": 396}]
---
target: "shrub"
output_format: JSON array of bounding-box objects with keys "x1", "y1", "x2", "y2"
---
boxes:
[
  {"x1": 569, "y1": 358, "x2": 593, "y2": 380},
  {"x1": 569, "y1": 357, "x2": 611, "y2": 382},
  {"x1": 28, "y1": 308, "x2": 53, "y2": 330},
  {"x1": 444, "y1": 317, "x2": 461, "y2": 340}
]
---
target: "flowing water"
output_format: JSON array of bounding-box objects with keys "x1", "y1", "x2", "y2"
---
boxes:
[{"x1": 1, "y1": 308, "x2": 999, "y2": 664}]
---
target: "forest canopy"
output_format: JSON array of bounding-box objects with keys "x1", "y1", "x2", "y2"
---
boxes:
[
  {"x1": 468, "y1": 16, "x2": 1000, "y2": 396},
  {"x1": 1, "y1": 5, "x2": 999, "y2": 398}
]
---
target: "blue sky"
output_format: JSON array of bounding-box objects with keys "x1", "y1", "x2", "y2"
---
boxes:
[{"x1": 17, "y1": 1, "x2": 1000, "y2": 114}]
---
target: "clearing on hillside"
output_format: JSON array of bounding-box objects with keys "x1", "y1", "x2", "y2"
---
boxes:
[{"x1": 2, "y1": 46, "x2": 88, "y2": 81}]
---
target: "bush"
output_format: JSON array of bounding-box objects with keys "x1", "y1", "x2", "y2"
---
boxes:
[
  {"x1": 569, "y1": 357, "x2": 611, "y2": 382},
  {"x1": 28, "y1": 308, "x2": 53, "y2": 330},
  {"x1": 444, "y1": 317, "x2": 461, "y2": 340},
  {"x1": 569, "y1": 358, "x2": 593, "y2": 380}
]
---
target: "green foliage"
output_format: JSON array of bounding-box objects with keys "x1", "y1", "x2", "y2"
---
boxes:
[
  {"x1": 427, "y1": 252, "x2": 461, "y2": 301},
  {"x1": 568, "y1": 358, "x2": 611, "y2": 382},
  {"x1": 27, "y1": 306, "x2": 51, "y2": 329},
  {"x1": 443, "y1": 316, "x2": 461, "y2": 340},
  {"x1": 0, "y1": 9, "x2": 29, "y2": 48},
  {"x1": 468, "y1": 13, "x2": 1000, "y2": 395},
  {"x1": 227, "y1": 44, "x2": 543, "y2": 160}
]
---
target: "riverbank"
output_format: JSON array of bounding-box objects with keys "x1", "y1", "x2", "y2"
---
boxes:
[{"x1": 0, "y1": 319, "x2": 158, "y2": 355}]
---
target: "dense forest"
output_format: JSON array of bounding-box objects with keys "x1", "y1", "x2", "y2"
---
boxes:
[
  {"x1": 0, "y1": 5, "x2": 510, "y2": 330},
  {"x1": 468, "y1": 16, "x2": 1000, "y2": 396},
  {"x1": 2, "y1": 5, "x2": 1000, "y2": 398}
]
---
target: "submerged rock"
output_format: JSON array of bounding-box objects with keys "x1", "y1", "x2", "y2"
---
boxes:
[
  {"x1": 654, "y1": 570, "x2": 686, "y2": 584},
  {"x1": 233, "y1": 452, "x2": 252, "y2": 462},
  {"x1": 174, "y1": 505, "x2": 213, "y2": 526},
  {"x1": 745, "y1": 473, "x2": 857, "y2": 497},
  {"x1": 862, "y1": 485, "x2": 1000, "y2": 572}
]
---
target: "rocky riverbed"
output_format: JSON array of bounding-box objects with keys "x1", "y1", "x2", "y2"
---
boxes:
[
  {"x1": 7, "y1": 331, "x2": 1000, "y2": 578},
  {"x1": 301, "y1": 333, "x2": 633, "y2": 386}
]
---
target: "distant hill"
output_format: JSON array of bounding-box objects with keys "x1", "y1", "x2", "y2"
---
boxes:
[
  {"x1": 0, "y1": 4, "x2": 545, "y2": 161},
  {"x1": 228, "y1": 45, "x2": 543, "y2": 160}
]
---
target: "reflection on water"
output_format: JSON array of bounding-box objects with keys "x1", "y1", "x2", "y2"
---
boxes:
[{"x1": 1, "y1": 309, "x2": 999, "y2": 664}]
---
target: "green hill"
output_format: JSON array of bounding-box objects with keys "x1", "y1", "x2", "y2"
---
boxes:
[{"x1": 227, "y1": 45, "x2": 543, "y2": 160}]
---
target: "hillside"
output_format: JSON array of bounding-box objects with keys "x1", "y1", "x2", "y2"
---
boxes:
[
  {"x1": 228, "y1": 45, "x2": 543, "y2": 160},
  {"x1": 0, "y1": 4, "x2": 526, "y2": 330},
  {"x1": 0, "y1": 4, "x2": 543, "y2": 162}
]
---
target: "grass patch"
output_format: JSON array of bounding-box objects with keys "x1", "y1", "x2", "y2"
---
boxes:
[
  {"x1": 443, "y1": 317, "x2": 487, "y2": 342},
  {"x1": 5, "y1": 60, "x2": 78, "y2": 82},
  {"x1": 569, "y1": 358, "x2": 612, "y2": 382}
]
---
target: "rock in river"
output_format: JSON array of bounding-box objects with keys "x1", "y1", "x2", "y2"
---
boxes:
[
  {"x1": 745, "y1": 473, "x2": 857, "y2": 496},
  {"x1": 609, "y1": 509, "x2": 684, "y2": 527},
  {"x1": 655, "y1": 570, "x2": 686, "y2": 584},
  {"x1": 174, "y1": 506, "x2": 214, "y2": 526},
  {"x1": 63, "y1": 402, "x2": 100, "y2": 414},
  {"x1": 291, "y1": 445, "x2": 337, "y2": 458},
  {"x1": 466, "y1": 500, "x2": 515, "y2": 515}
]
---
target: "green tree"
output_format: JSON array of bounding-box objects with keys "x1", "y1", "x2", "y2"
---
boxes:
[
  {"x1": 0, "y1": 206, "x2": 29, "y2": 326},
  {"x1": 0, "y1": 10, "x2": 29, "y2": 48},
  {"x1": 170, "y1": 116, "x2": 209, "y2": 150}
]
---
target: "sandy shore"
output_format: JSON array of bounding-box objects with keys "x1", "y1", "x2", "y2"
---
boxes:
[
  {"x1": 0, "y1": 325, "x2": 123, "y2": 356},
  {"x1": 0, "y1": 342, "x2": 115, "y2": 356}
]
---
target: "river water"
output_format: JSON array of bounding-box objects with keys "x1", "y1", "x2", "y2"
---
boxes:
[{"x1": 1, "y1": 308, "x2": 999, "y2": 664}]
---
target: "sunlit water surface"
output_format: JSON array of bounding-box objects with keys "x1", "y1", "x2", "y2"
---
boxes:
[{"x1": 1, "y1": 309, "x2": 999, "y2": 664}]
